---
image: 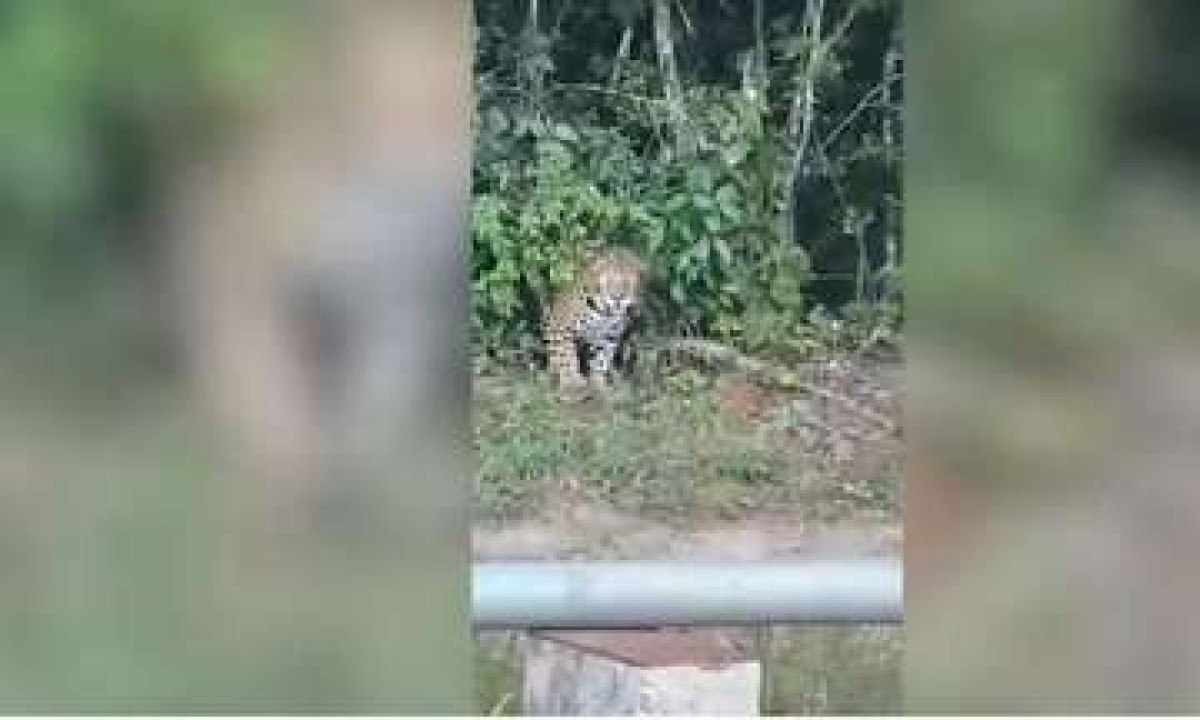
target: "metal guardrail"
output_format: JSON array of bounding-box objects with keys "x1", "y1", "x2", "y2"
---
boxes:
[{"x1": 472, "y1": 561, "x2": 903, "y2": 630}]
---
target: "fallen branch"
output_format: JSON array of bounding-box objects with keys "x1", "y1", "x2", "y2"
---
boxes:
[{"x1": 657, "y1": 337, "x2": 898, "y2": 432}]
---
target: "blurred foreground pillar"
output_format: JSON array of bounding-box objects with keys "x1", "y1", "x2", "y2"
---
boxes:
[
  {"x1": 907, "y1": 0, "x2": 1200, "y2": 712},
  {"x1": 522, "y1": 631, "x2": 759, "y2": 716},
  {"x1": 168, "y1": 0, "x2": 473, "y2": 711}
]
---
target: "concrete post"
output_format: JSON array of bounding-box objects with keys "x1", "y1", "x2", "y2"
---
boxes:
[{"x1": 521, "y1": 629, "x2": 760, "y2": 716}]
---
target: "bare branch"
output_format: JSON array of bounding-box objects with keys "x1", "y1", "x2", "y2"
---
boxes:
[
  {"x1": 653, "y1": 0, "x2": 693, "y2": 158},
  {"x1": 818, "y1": 0, "x2": 868, "y2": 60},
  {"x1": 819, "y1": 71, "x2": 904, "y2": 153}
]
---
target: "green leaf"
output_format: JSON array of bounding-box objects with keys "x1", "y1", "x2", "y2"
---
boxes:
[
  {"x1": 715, "y1": 184, "x2": 742, "y2": 218},
  {"x1": 669, "y1": 282, "x2": 687, "y2": 305},
  {"x1": 713, "y1": 237, "x2": 733, "y2": 266},
  {"x1": 686, "y1": 165, "x2": 713, "y2": 192},
  {"x1": 551, "y1": 123, "x2": 578, "y2": 143},
  {"x1": 665, "y1": 193, "x2": 689, "y2": 213}
]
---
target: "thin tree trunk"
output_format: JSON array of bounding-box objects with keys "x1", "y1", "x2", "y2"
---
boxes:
[
  {"x1": 652, "y1": 0, "x2": 691, "y2": 158},
  {"x1": 524, "y1": 0, "x2": 544, "y2": 119},
  {"x1": 855, "y1": 212, "x2": 869, "y2": 305},
  {"x1": 784, "y1": 0, "x2": 825, "y2": 246},
  {"x1": 880, "y1": 28, "x2": 901, "y2": 301},
  {"x1": 610, "y1": 25, "x2": 634, "y2": 87},
  {"x1": 791, "y1": 0, "x2": 824, "y2": 165},
  {"x1": 754, "y1": 0, "x2": 766, "y2": 97}
]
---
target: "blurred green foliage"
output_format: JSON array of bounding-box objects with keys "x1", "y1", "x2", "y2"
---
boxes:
[{"x1": 0, "y1": 0, "x2": 298, "y2": 310}]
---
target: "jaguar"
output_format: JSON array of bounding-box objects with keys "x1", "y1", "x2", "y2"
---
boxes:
[{"x1": 542, "y1": 247, "x2": 646, "y2": 391}]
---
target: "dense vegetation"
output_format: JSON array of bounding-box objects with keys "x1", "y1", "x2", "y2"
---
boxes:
[{"x1": 471, "y1": 0, "x2": 903, "y2": 364}]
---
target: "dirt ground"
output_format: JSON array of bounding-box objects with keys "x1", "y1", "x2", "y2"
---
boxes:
[
  {"x1": 474, "y1": 506, "x2": 900, "y2": 563},
  {"x1": 472, "y1": 354, "x2": 904, "y2": 714}
]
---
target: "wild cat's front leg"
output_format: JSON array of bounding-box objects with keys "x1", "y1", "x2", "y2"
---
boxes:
[{"x1": 587, "y1": 338, "x2": 620, "y2": 390}]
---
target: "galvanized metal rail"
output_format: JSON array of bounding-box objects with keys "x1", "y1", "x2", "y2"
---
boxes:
[{"x1": 472, "y1": 561, "x2": 903, "y2": 629}]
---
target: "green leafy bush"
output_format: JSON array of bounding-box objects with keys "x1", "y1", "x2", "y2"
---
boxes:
[
  {"x1": 471, "y1": 112, "x2": 658, "y2": 358},
  {"x1": 472, "y1": 70, "x2": 821, "y2": 362}
]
